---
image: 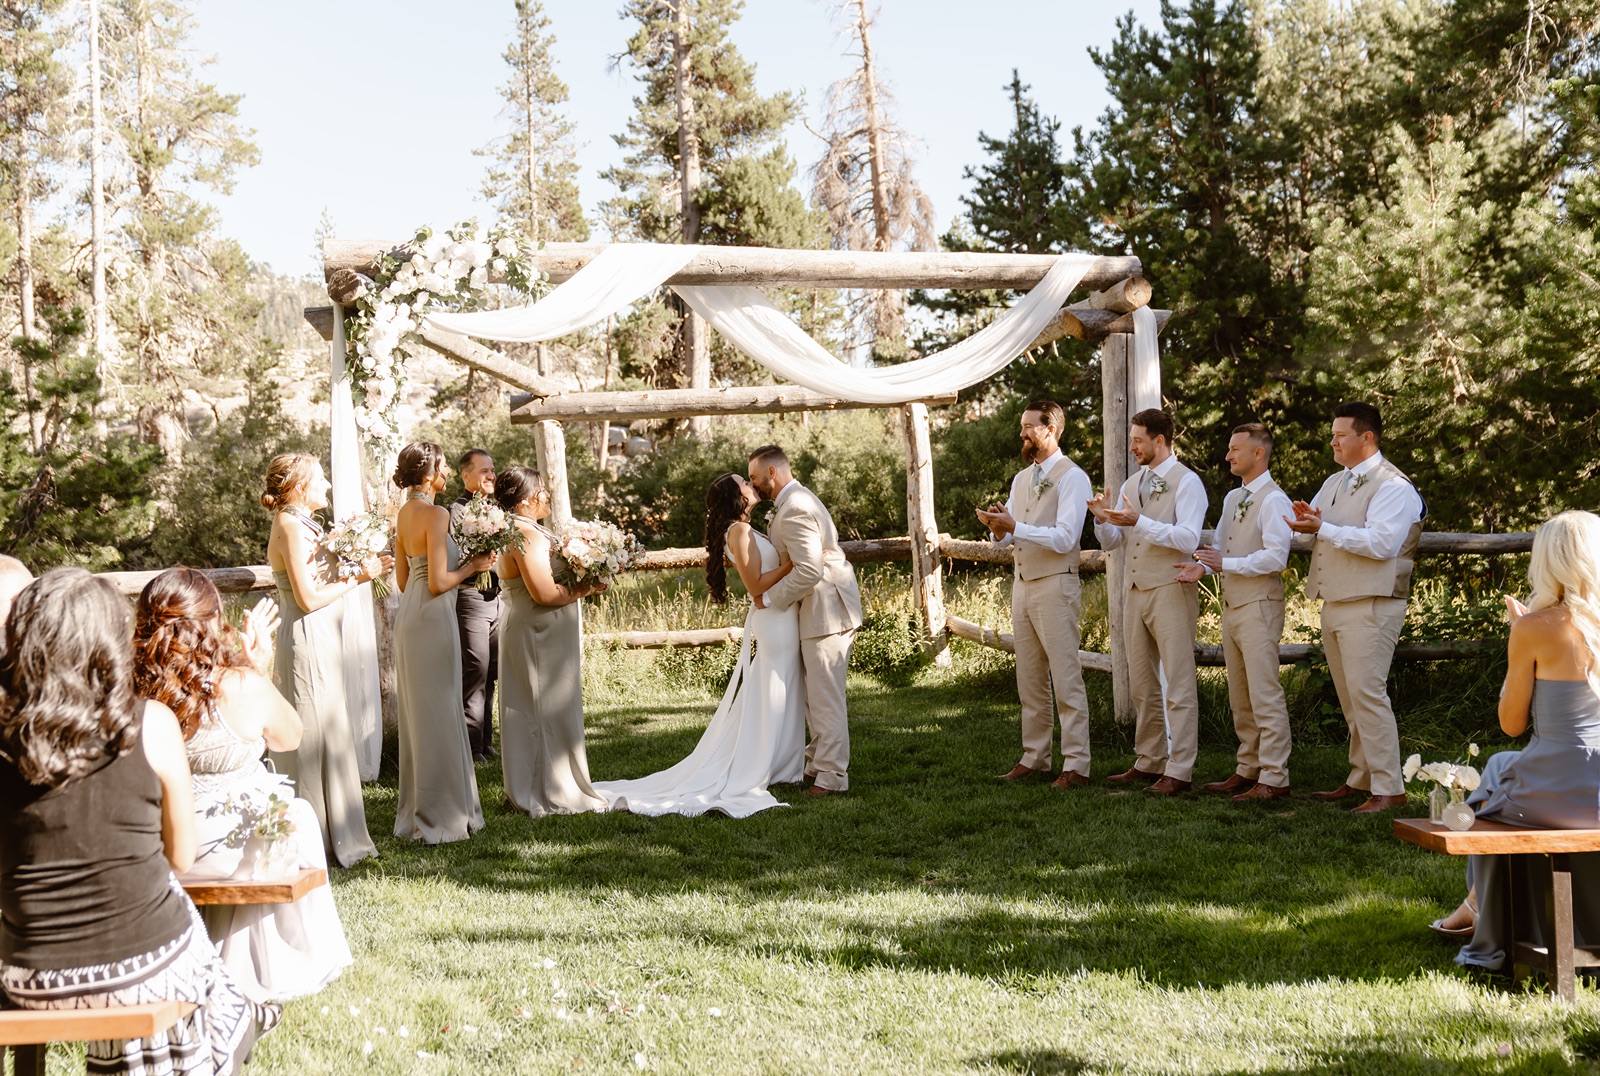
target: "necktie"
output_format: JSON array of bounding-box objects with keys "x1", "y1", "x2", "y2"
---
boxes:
[
  {"x1": 1031, "y1": 464, "x2": 1042, "y2": 492},
  {"x1": 1138, "y1": 467, "x2": 1153, "y2": 503}
]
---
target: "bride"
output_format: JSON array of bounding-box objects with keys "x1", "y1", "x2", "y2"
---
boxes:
[{"x1": 595, "y1": 473, "x2": 805, "y2": 817}]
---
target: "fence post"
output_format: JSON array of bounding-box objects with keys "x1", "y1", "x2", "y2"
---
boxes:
[
  {"x1": 902, "y1": 402, "x2": 950, "y2": 666},
  {"x1": 1100, "y1": 332, "x2": 1135, "y2": 726},
  {"x1": 533, "y1": 342, "x2": 572, "y2": 525}
]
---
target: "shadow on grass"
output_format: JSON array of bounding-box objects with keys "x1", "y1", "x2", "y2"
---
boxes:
[
  {"x1": 978, "y1": 1050, "x2": 1088, "y2": 1075},
  {"x1": 355, "y1": 678, "x2": 1482, "y2": 992}
]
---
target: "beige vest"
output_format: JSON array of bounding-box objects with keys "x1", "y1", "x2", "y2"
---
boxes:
[
  {"x1": 1218, "y1": 478, "x2": 1285, "y2": 609},
  {"x1": 1305, "y1": 460, "x2": 1422, "y2": 602},
  {"x1": 1120, "y1": 459, "x2": 1197, "y2": 591},
  {"x1": 1008, "y1": 456, "x2": 1081, "y2": 581}
]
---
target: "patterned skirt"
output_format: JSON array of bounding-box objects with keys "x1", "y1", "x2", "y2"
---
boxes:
[{"x1": 0, "y1": 876, "x2": 281, "y2": 1075}]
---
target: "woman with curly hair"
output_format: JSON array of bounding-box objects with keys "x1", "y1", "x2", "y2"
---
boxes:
[
  {"x1": 263, "y1": 452, "x2": 385, "y2": 866},
  {"x1": 133, "y1": 568, "x2": 353, "y2": 1004},
  {"x1": 593, "y1": 472, "x2": 802, "y2": 817},
  {"x1": 0, "y1": 568, "x2": 279, "y2": 1073}
]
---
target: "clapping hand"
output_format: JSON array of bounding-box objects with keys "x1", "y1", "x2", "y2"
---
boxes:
[
  {"x1": 1101, "y1": 493, "x2": 1141, "y2": 528},
  {"x1": 1285, "y1": 500, "x2": 1322, "y2": 535},
  {"x1": 1086, "y1": 488, "x2": 1113, "y2": 523},
  {"x1": 241, "y1": 596, "x2": 280, "y2": 673},
  {"x1": 1173, "y1": 562, "x2": 1206, "y2": 584},
  {"x1": 976, "y1": 504, "x2": 1015, "y2": 538},
  {"x1": 1504, "y1": 594, "x2": 1529, "y2": 623},
  {"x1": 1193, "y1": 546, "x2": 1223, "y2": 572}
]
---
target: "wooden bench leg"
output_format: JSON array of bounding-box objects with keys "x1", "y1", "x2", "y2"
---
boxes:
[
  {"x1": 1549, "y1": 853, "x2": 1577, "y2": 1001},
  {"x1": 10, "y1": 1043, "x2": 48, "y2": 1076},
  {"x1": 1506, "y1": 854, "x2": 1526, "y2": 989}
]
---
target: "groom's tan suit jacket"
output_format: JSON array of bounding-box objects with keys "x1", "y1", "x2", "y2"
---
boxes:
[{"x1": 764, "y1": 483, "x2": 863, "y2": 640}]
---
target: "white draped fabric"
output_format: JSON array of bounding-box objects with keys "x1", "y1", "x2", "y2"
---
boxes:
[
  {"x1": 1130, "y1": 305, "x2": 1163, "y2": 414},
  {"x1": 328, "y1": 305, "x2": 384, "y2": 782},
  {"x1": 425, "y1": 246, "x2": 1107, "y2": 404}
]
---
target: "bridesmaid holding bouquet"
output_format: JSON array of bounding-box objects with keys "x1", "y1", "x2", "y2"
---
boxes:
[{"x1": 392, "y1": 442, "x2": 492, "y2": 844}]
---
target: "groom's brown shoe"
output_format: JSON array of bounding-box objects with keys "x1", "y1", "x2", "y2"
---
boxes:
[
  {"x1": 997, "y1": 764, "x2": 1051, "y2": 783},
  {"x1": 1145, "y1": 776, "x2": 1191, "y2": 796},
  {"x1": 1106, "y1": 766, "x2": 1162, "y2": 784},
  {"x1": 1203, "y1": 774, "x2": 1255, "y2": 795},
  {"x1": 1051, "y1": 771, "x2": 1090, "y2": 790},
  {"x1": 1232, "y1": 782, "x2": 1290, "y2": 803},
  {"x1": 1350, "y1": 794, "x2": 1407, "y2": 814},
  {"x1": 804, "y1": 785, "x2": 841, "y2": 797},
  {"x1": 1310, "y1": 783, "x2": 1363, "y2": 802}
]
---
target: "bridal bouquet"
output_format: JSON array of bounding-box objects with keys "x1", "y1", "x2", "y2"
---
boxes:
[
  {"x1": 323, "y1": 509, "x2": 393, "y2": 597},
  {"x1": 549, "y1": 518, "x2": 644, "y2": 589},
  {"x1": 451, "y1": 493, "x2": 524, "y2": 591}
]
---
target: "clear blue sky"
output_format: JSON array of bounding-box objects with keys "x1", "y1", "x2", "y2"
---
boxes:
[{"x1": 188, "y1": 0, "x2": 1164, "y2": 277}]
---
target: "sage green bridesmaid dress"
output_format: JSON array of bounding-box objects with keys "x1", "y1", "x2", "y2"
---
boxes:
[
  {"x1": 394, "y1": 528, "x2": 484, "y2": 844},
  {"x1": 269, "y1": 510, "x2": 378, "y2": 867}
]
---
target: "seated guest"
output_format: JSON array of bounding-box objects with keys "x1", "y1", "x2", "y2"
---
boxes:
[
  {"x1": 133, "y1": 568, "x2": 354, "y2": 1004},
  {"x1": 0, "y1": 568, "x2": 279, "y2": 1073},
  {"x1": 1428, "y1": 511, "x2": 1600, "y2": 967}
]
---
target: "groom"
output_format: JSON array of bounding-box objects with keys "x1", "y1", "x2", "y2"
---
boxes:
[{"x1": 748, "y1": 444, "x2": 863, "y2": 796}]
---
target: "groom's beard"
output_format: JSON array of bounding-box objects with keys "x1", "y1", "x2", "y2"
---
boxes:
[{"x1": 1020, "y1": 438, "x2": 1043, "y2": 463}]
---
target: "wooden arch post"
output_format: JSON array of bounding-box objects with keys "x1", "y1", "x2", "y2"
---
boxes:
[{"x1": 902, "y1": 402, "x2": 948, "y2": 665}]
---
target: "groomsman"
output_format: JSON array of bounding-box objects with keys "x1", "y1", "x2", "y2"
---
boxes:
[
  {"x1": 1287, "y1": 402, "x2": 1425, "y2": 814},
  {"x1": 1175, "y1": 424, "x2": 1293, "y2": 802},
  {"x1": 1090, "y1": 408, "x2": 1206, "y2": 795},
  {"x1": 450, "y1": 448, "x2": 501, "y2": 762},
  {"x1": 977, "y1": 399, "x2": 1094, "y2": 789}
]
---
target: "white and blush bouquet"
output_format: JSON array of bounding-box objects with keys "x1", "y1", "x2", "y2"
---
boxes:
[
  {"x1": 451, "y1": 493, "x2": 524, "y2": 591},
  {"x1": 548, "y1": 518, "x2": 644, "y2": 589},
  {"x1": 323, "y1": 510, "x2": 393, "y2": 597}
]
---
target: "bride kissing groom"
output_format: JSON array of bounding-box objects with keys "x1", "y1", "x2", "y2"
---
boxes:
[{"x1": 593, "y1": 444, "x2": 862, "y2": 817}]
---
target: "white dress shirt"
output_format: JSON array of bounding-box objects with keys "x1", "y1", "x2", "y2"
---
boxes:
[
  {"x1": 994, "y1": 449, "x2": 1092, "y2": 554},
  {"x1": 1095, "y1": 452, "x2": 1206, "y2": 556},
  {"x1": 1309, "y1": 451, "x2": 1425, "y2": 560},
  {"x1": 1217, "y1": 470, "x2": 1293, "y2": 576}
]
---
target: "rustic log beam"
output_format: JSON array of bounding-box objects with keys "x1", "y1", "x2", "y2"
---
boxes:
[
  {"x1": 945, "y1": 615, "x2": 1113, "y2": 673},
  {"x1": 323, "y1": 240, "x2": 1143, "y2": 291},
  {"x1": 937, "y1": 538, "x2": 1108, "y2": 574},
  {"x1": 635, "y1": 536, "x2": 915, "y2": 572},
  {"x1": 946, "y1": 628, "x2": 1500, "y2": 668},
  {"x1": 511, "y1": 386, "x2": 958, "y2": 424},
  {"x1": 305, "y1": 305, "x2": 335, "y2": 340},
  {"x1": 326, "y1": 269, "x2": 370, "y2": 306},
  {"x1": 585, "y1": 627, "x2": 743, "y2": 649},
  {"x1": 1030, "y1": 307, "x2": 1172, "y2": 350},
  {"x1": 416, "y1": 323, "x2": 563, "y2": 397},
  {"x1": 1080, "y1": 275, "x2": 1153, "y2": 313},
  {"x1": 100, "y1": 565, "x2": 275, "y2": 597},
  {"x1": 903, "y1": 402, "x2": 950, "y2": 665}
]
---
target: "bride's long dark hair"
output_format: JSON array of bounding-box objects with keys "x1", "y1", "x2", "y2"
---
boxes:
[{"x1": 704, "y1": 472, "x2": 750, "y2": 605}]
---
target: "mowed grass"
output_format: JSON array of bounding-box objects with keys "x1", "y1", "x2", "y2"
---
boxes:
[{"x1": 218, "y1": 655, "x2": 1600, "y2": 1075}]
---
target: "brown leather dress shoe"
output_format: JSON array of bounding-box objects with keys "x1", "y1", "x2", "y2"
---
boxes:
[
  {"x1": 1310, "y1": 783, "x2": 1363, "y2": 802},
  {"x1": 1231, "y1": 782, "x2": 1290, "y2": 802},
  {"x1": 804, "y1": 784, "x2": 842, "y2": 797},
  {"x1": 1350, "y1": 793, "x2": 1407, "y2": 814},
  {"x1": 1145, "y1": 776, "x2": 1192, "y2": 796},
  {"x1": 1106, "y1": 766, "x2": 1163, "y2": 784},
  {"x1": 1203, "y1": 774, "x2": 1256, "y2": 795},
  {"x1": 1051, "y1": 771, "x2": 1090, "y2": 790},
  {"x1": 997, "y1": 764, "x2": 1051, "y2": 783}
]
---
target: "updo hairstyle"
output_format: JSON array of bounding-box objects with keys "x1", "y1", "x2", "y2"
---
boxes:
[
  {"x1": 493, "y1": 466, "x2": 547, "y2": 513},
  {"x1": 392, "y1": 441, "x2": 447, "y2": 489},
  {"x1": 260, "y1": 453, "x2": 319, "y2": 511},
  {"x1": 132, "y1": 568, "x2": 249, "y2": 742}
]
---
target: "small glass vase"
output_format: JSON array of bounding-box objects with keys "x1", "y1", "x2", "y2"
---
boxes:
[
  {"x1": 1441, "y1": 787, "x2": 1476, "y2": 832},
  {"x1": 250, "y1": 834, "x2": 297, "y2": 881},
  {"x1": 1428, "y1": 786, "x2": 1448, "y2": 824}
]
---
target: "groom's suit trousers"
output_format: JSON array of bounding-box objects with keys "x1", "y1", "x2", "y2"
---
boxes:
[
  {"x1": 1013, "y1": 573, "x2": 1090, "y2": 774},
  {"x1": 1125, "y1": 582, "x2": 1201, "y2": 782},
  {"x1": 1321, "y1": 596, "x2": 1407, "y2": 796},
  {"x1": 801, "y1": 628, "x2": 855, "y2": 792}
]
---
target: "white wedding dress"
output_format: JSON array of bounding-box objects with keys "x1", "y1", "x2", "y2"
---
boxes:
[{"x1": 595, "y1": 531, "x2": 806, "y2": 817}]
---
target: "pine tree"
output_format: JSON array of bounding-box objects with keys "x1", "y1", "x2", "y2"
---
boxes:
[
  {"x1": 810, "y1": 0, "x2": 936, "y2": 361},
  {"x1": 101, "y1": 0, "x2": 262, "y2": 458}
]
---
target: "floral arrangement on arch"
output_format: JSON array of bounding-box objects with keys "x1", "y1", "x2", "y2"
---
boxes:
[{"x1": 343, "y1": 220, "x2": 545, "y2": 452}]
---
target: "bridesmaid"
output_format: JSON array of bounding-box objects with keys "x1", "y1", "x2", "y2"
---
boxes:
[
  {"x1": 494, "y1": 466, "x2": 608, "y2": 817},
  {"x1": 392, "y1": 442, "x2": 491, "y2": 844},
  {"x1": 263, "y1": 454, "x2": 385, "y2": 867}
]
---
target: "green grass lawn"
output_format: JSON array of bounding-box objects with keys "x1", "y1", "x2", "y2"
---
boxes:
[{"x1": 225, "y1": 658, "x2": 1600, "y2": 1075}]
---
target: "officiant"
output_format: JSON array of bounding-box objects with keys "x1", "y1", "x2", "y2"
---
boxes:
[
  {"x1": 451, "y1": 448, "x2": 501, "y2": 762},
  {"x1": 978, "y1": 400, "x2": 1094, "y2": 790}
]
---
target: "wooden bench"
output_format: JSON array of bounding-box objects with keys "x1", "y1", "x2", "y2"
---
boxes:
[
  {"x1": 1, "y1": 1001, "x2": 196, "y2": 1075},
  {"x1": 181, "y1": 867, "x2": 327, "y2": 906},
  {"x1": 1394, "y1": 818, "x2": 1600, "y2": 999},
  {"x1": 0, "y1": 870, "x2": 326, "y2": 1072}
]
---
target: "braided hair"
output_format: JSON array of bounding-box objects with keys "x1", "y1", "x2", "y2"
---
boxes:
[{"x1": 703, "y1": 473, "x2": 750, "y2": 605}]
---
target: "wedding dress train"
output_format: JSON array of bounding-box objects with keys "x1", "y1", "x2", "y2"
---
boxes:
[{"x1": 595, "y1": 531, "x2": 805, "y2": 818}]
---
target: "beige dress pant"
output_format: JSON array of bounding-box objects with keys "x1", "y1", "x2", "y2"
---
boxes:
[
  {"x1": 1221, "y1": 599, "x2": 1291, "y2": 786},
  {"x1": 801, "y1": 628, "x2": 855, "y2": 792},
  {"x1": 1321, "y1": 596, "x2": 1407, "y2": 797},
  {"x1": 1012, "y1": 572, "x2": 1090, "y2": 775},
  {"x1": 1126, "y1": 582, "x2": 1200, "y2": 782}
]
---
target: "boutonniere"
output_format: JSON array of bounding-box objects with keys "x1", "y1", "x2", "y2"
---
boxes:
[
  {"x1": 1031, "y1": 475, "x2": 1053, "y2": 497},
  {"x1": 1234, "y1": 495, "x2": 1253, "y2": 523},
  {"x1": 1350, "y1": 472, "x2": 1368, "y2": 493},
  {"x1": 1148, "y1": 474, "x2": 1169, "y2": 497}
]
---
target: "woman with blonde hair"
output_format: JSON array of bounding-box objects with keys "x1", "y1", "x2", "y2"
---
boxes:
[
  {"x1": 1429, "y1": 511, "x2": 1600, "y2": 968},
  {"x1": 263, "y1": 452, "x2": 387, "y2": 866}
]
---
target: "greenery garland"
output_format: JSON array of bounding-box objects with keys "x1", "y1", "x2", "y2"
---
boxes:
[{"x1": 343, "y1": 220, "x2": 545, "y2": 453}]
